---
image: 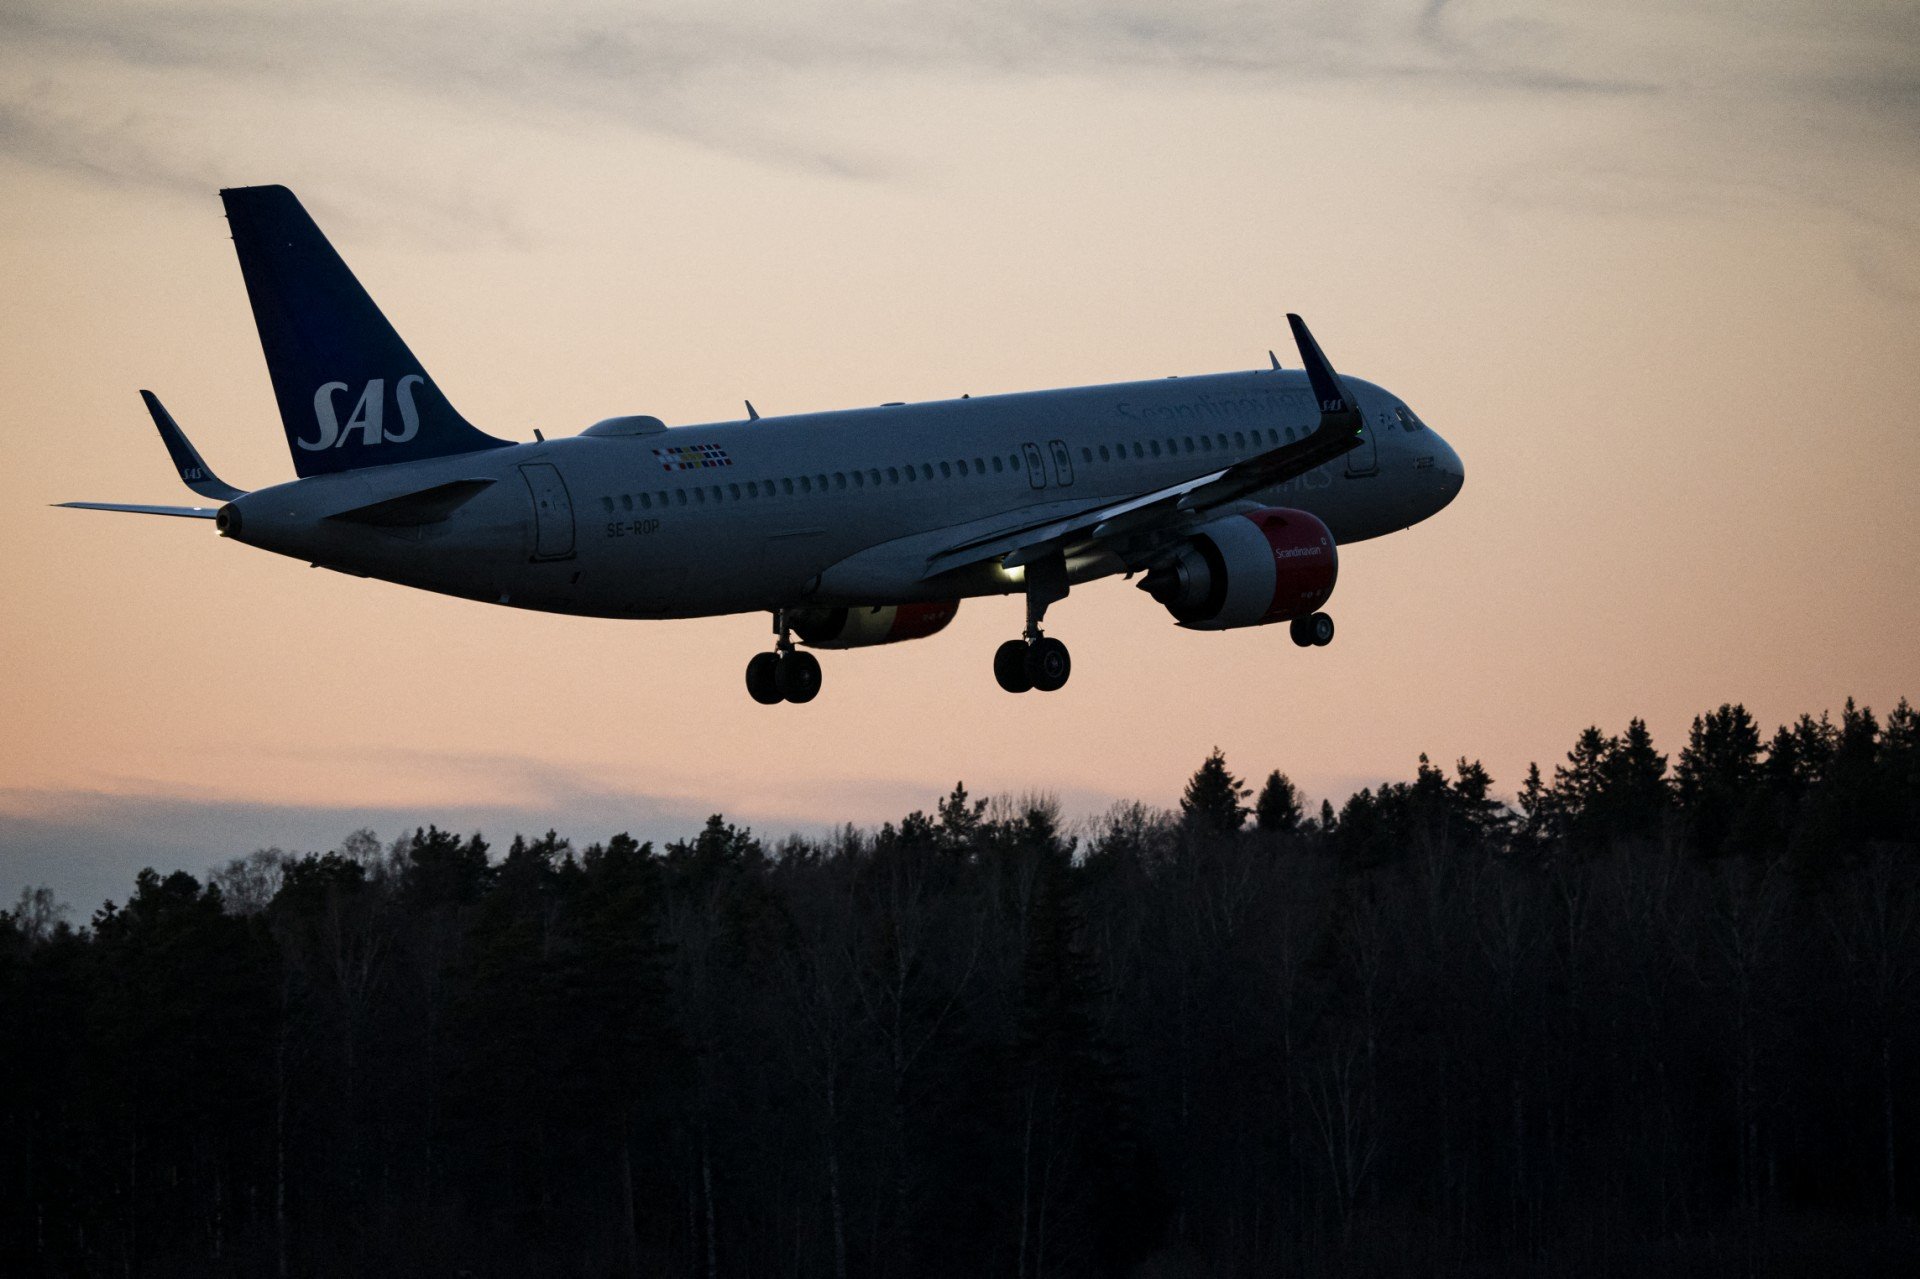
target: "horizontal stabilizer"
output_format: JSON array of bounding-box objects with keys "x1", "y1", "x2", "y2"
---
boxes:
[
  {"x1": 55, "y1": 502, "x2": 219, "y2": 519},
  {"x1": 141, "y1": 390, "x2": 245, "y2": 501},
  {"x1": 324, "y1": 478, "x2": 495, "y2": 527}
]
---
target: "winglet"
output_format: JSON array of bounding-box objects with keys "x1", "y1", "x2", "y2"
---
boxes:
[
  {"x1": 141, "y1": 391, "x2": 245, "y2": 501},
  {"x1": 1286, "y1": 314, "x2": 1359, "y2": 422}
]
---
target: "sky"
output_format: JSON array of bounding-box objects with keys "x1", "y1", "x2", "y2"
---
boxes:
[{"x1": 3, "y1": 0, "x2": 1917, "y2": 913}]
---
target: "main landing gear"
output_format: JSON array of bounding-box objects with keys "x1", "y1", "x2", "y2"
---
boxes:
[
  {"x1": 1290, "y1": 612, "x2": 1336, "y2": 648},
  {"x1": 746, "y1": 610, "x2": 822, "y2": 705},
  {"x1": 995, "y1": 552, "x2": 1072, "y2": 694},
  {"x1": 994, "y1": 635, "x2": 1070, "y2": 694}
]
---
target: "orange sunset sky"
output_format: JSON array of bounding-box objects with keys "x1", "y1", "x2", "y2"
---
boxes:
[{"x1": 3, "y1": 0, "x2": 1917, "y2": 908}]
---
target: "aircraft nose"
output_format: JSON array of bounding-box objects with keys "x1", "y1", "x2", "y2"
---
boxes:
[{"x1": 1433, "y1": 435, "x2": 1464, "y2": 508}]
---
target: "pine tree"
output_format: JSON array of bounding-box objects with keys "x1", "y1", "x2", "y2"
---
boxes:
[
  {"x1": 1450, "y1": 758, "x2": 1508, "y2": 847},
  {"x1": 1180, "y1": 748, "x2": 1250, "y2": 837},
  {"x1": 1255, "y1": 770, "x2": 1303, "y2": 835},
  {"x1": 936, "y1": 781, "x2": 987, "y2": 857},
  {"x1": 1605, "y1": 718, "x2": 1670, "y2": 840},
  {"x1": 1553, "y1": 727, "x2": 1617, "y2": 852},
  {"x1": 1515, "y1": 761, "x2": 1557, "y2": 853},
  {"x1": 1674, "y1": 704, "x2": 1763, "y2": 855}
]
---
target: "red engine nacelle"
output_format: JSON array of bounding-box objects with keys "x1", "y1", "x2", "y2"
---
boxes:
[
  {"x1": 1140, "y1": 508, "x2": 1337, "y2": 630},
  {"x1": 790, "y1": 600, "x2": 960, "y2": 649}
]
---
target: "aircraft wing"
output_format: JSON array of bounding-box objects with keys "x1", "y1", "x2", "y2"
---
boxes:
[
  {"x1": 141, "y1": 390, "x2": 246, "y2": 501},
  {"x1": 924, "y1": 314, "x2": 1364, "y2": 578}
]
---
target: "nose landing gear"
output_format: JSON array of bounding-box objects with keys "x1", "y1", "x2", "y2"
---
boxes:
[
  {"x1": 746, "y1": 610, "x2": 822, "y2": 704},
  {"x1": 1289, "y1": 612, "x2": 1335, "y2": 648}
]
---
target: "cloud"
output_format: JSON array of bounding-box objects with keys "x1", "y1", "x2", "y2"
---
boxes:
[
  {"x1": 0, "y1": 784, "x2": 722, "y2": 918},
  {"x1": 0, "y1": 94, "x2": 215, "y2": 197},
  {"x1": 0, "y1": 4, "x2": 1913, "y2": 284},
  {"x1": 9, "y1": 0, "x2": 1895, "y2": 197},
  {"x1": 0, "y1": 767, "x2": 1135, "y2": 917}
]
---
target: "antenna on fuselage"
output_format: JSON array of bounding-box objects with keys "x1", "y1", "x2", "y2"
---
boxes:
[
  {"x1": 1269, "y1": 350, "x2": 1282, "y2": 370},
  {"x1": 745, "y1": 400, "x2": 760, "y2": 421}
]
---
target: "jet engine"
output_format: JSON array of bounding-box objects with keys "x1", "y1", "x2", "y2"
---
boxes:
[
  {"x1": 791, "y1": 601, "x2": 960, "y2": 649},
  {"x1": 1139, "y1": 508, "x2": 1337, "y2": 630}
]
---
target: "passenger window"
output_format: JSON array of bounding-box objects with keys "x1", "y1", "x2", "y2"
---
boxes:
[
  {"x1": 887, "y1": 467, "x2": 899, "y2": 483},
  {"x1": 694, "y1": 488, "x2": 706, "y2": 503},
  {"x1": 939, "y1": 461, "x2": 952, "y2": 478},
  {"x1": 640, "y1": 493, "x2": 652, "y2": 509},
  {"x1": 816, "y1": 474, "x2": 829, "y2": 489},
  {"x1": 746, "y1": 482, "x2": 758, "y2": 498},
  {"x1": 1199, "y1": 436, "x2": 1212, "y2": 452},
  {"x1": 1234, "y1": 431, "x2": 1246, "y2": 448},
  {"x1": 974, "y1": 457, "x2": 986, "y2": 472},
  {"x1": 600, "y1": 497, "x2": 614, "y2": 513},
  {"x1": 619, "y1": 494, "x2": 633, "y2": 512},
  {"x1": 799, "y1": 476, "x2": 812, "y2": 493},
  {"x1": 1133, "y1": 442, "x2": 1144, "y2": 458},
  {"x1": 1182, "y1": 437, "x2": 1194, "y2": 453},
  {"x1": 728, "y1": 483, "x2": 741, "y2": 499},
  {"x1": 922, "y1": 464, "x2": 935, "y2": 480},
  {"x1": 781, "y1": 478, "x2": 794, "y2": 495},
  {"x1": 956, "y1": 459, "x2": 969, "y2": 476},
  {"x1": 1082, "y1": 447, "x2": 1094, "y2": 462},
  {"x1": 992, "y1": 456, "x2": 1004, "y2": 473},
  {"x1": 834, "y1": 473, "x2": 847, "y2": 489},
  {"x1": 1008, "y1": 454, "x2": 1020, "y2": 469},
  {"x1": 675, "y1": 489, "x2": 688, "y2": 506},
  {"x1": 1149, "y1": 440, "x2": 1161, "y2": 457},
  {"x1": 852, "y1": 472, "x2": 864, "y2": 488},
  {"x1": 1098, "y1": 445, "x2": 1110, "y2": 462}
]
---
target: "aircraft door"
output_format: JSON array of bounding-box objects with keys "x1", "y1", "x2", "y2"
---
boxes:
[
  {"x1": 1345, "y1": 414, "x2": 1381, "y2": 477},
  {"x1": 519, "y1": 463, "x2": 576, "y2": 560},
  {"x1": 1047, "y1": 439, "x2": 1075, "y2": 486},
  {"x1": 1022, "y1": 442, "x2": 1048, "y2": 490}
]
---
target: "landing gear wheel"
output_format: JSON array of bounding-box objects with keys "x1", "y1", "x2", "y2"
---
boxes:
[
  {"x1": 1308, "y1": 612, "x2": 1335, "y2": 647},
  {"x1": 1289, "y1": 616, "x2": 1315, "y2": 648},
  {"x1": 1025, "y1": 636, "x2": 1071, "y2": 692},
  {"x1": 746, "y1": 651, "x2": 783, "y2": 704},
  {"x1": 775, "y1": 649, "x2": 822, "y2": 703},
  {"x1": 994, "y1": 639, "x2": 1033, "y2": 694}
]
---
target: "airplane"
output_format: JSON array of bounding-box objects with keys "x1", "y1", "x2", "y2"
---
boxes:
[{"x1": 60, "y1": 185, "x2": 1463, "y2": 703}]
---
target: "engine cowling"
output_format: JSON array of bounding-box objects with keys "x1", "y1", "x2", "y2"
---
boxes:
[
  {"x1": 1140, "y1": 507, "x2": 1337, "y2": 630},
  {"x1": 791, "y1": 601, "x2": 960, "y2": 649}
]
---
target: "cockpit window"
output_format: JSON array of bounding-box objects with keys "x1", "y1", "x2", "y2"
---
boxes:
[{"x1": 1396, "y1": 405, "x2": 1424, "y2": 431}]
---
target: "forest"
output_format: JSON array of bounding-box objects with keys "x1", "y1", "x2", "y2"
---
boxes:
[{"x1": 4, "y1": 696, "x2": 1919, "y2": 1277}]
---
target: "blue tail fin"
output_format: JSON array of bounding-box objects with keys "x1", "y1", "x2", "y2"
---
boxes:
[{"x1": 221, "y1": 185, "x2": 511, "y2": 477}]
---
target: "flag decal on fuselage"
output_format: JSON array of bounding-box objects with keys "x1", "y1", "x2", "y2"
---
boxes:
[{"x1": 652, "y1": 443, "x2": 733, "y2": 472}]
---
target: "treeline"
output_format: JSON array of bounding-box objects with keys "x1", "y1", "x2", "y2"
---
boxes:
[{"x1": 4, "y1": 698, "x2": 1919, "y2": 1277}]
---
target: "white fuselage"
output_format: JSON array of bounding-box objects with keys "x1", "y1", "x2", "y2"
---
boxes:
[{"x1": 225, "y1": 367, "x2": 1463, "y2": 619}]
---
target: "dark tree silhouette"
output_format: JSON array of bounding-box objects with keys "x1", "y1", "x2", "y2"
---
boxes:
[
  {"x1": 1255, "y1": 770, "x2": 1303, "y2": 834},
  {"x1": 4, "y1": 695, "x2": 1919, "y2": 1277},
  {"x1": 1180, "y1": 748, "x2": 1250, "y2": 837}
]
